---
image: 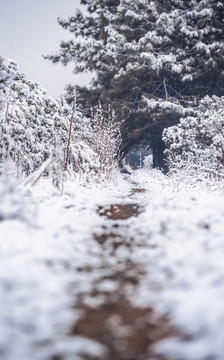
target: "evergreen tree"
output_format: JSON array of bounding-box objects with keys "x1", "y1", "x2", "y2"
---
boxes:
[{"x1": 45, "y1": 0, "x2": 224, "y2": 169}]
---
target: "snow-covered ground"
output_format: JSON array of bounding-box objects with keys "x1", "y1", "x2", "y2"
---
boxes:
[
  {"x1": 128, "y1": 171, "x2": 224, "y2": 360},
  {"x1": 1, "y1": 169, "x2": 224, "y2": 360}
]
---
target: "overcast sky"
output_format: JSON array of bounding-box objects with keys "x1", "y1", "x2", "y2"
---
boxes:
[{"x1": 0, "y1": 0, "x2": 91, "y2": 97}]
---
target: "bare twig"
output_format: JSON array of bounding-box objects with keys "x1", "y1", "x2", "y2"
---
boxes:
[
  {"x1": 30, "y1": 157, "x2": 52, "y2": 187},
  {"x1": 163, "y1": 78, "x2": 168, "y2": 101},
  {"x1": 64, "y1": 88, "x2": 76, "y2": 171}
]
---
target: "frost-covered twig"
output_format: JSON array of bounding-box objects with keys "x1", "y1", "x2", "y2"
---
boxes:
[
  {"x1": 65, "y1": 89, "x2": 76, "y2": 171},
  {"x1": 24, "y1": 157, "x2": 52, "y2": 187}
]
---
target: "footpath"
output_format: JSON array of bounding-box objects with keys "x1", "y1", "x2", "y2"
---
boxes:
[{"x1": 1, "y1": 170, "x2": 224, "y2": 360}]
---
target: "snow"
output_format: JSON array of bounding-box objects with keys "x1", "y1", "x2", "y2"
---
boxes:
[
  {"x1": 1, "y1": 169, "x2": 224, "y2": 359},
  {"x1": 0, "y1": 172, "x2": 131, "y2": 360},
  {"x1": 128, "y1": 170, "x2": 224, "y2": 359}
]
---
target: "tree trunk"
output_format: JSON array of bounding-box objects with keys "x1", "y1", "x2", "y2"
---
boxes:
[{"x1": 151, "y1": 131, "x2": 168, "y2": 173}]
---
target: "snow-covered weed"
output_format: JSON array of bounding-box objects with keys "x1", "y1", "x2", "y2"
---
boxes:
[{"x1": 88, "y1": 103, "x2": 122, "y2": 183}]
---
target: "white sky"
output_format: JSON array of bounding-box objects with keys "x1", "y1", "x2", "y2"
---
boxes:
[{"x1": 0, "y1": 0, "x2": 92, "y2": 97}]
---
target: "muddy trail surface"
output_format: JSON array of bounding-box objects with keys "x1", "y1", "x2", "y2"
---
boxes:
[{"x1": 69, "y1": 186, "x2": 178, "y2": 360}]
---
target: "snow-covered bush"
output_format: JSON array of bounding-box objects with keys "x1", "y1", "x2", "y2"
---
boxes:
[
  {"x1": 0, "y1": 58, "x2": 70, "y2": 175},
  {"x1": 64, "y1": 102, "x2": 121, "y2": 184},
  {"x1": 0, "y1": 56, "x2": 17, "y2": 104},
  {"x1": 163, "y1": 96, "x2": 224, "y2": 178},
  {"x1": 0, "y1": 57, "x2": 121, "y2": 187},
  {"x1": 0, "y1": 58, "x2": 88, "y2": 178},
  {"x1": 68, "y1": 140, "x2": 99, "y2": 183},
  {"x1": 88, "y1": 104, "x2": 122, "y2": 182}
]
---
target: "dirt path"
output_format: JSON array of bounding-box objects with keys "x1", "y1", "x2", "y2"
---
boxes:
[
  {"x1": 69, "y1": 186, "x2": 178, "y2": 360},
  {"x1": 2, "y1": 172, "x2": 224, "y2": 360}
]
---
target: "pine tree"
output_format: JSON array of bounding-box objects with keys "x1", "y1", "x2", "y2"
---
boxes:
[{"x1": 45, "y1": 0, "x2": 224, "y2": 170}]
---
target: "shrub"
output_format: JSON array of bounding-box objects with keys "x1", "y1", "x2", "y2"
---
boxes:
[
  {"x1": 89, "y1": 103, "x2": 122, "y2": 181},
  {"x1": 0, "y1": 57, "x2": 122, "y2": 187},
  {"x1": 163, "y1": 96, "x2": 224, "y2": 178}
]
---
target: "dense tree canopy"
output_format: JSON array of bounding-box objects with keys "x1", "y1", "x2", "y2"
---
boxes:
[{"x1": 45, "y1": 0, "x2": 224, "y2": 169}]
